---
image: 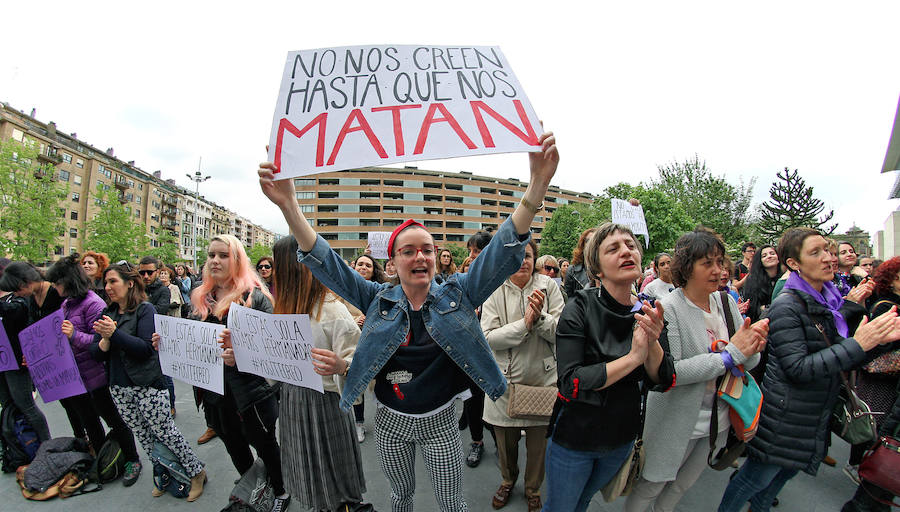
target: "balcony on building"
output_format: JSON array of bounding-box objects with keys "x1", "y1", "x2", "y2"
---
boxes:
[
  {"x1": 162, "y1": 194, "x2": 177, "y2": 206},
  {"x1": 37, "y1": 147, "x2": 62, "y2": 165},
  {"x1": 114, "y1": 176, "x2": 131, "y2": 190}
]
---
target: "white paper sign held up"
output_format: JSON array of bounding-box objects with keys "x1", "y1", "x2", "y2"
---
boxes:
[
  {"x1": 227, "y1": 303, "x2": 323, "y2": 393},
  {"x1": 368, "y1": 232, "x2": 391, "y2": 259},
  {"x1": 154, "y1": 315, "x2": 225, "y2": 395},
  {"x1": 267, "y1": 45, "x2": 543, "y2": 180},
  {"x1": 611, "y1": 198, "x2": 649, "y2": 248}
]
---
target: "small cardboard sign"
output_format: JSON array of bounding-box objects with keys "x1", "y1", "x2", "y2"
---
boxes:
[
  {"x1": 368, "y1": 231, "x2": 391, "y2": 259},
  {"x1": 19, "y1": 309, "x2": 87, "y2": 402},
  {"x1": 154, "y1": 315, "x2": 225, "y2": 395},
  {"x1": 227, "y1": 303, "x2": 322, "y2": 392},
  {"x1": 611, "y1": 198, "x2": 649, "y2": 248}
]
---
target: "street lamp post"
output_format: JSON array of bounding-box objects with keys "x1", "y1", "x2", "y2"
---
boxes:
[{"x1": 186, "y1": 161, "x2": 211, "y2": 273}]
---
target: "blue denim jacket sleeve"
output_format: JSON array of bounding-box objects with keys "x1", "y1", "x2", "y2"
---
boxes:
[
  {"x1": 457, "y1": 217, "x2": 531, "y2": 306},
  {"x1": 297, "y1": 236, "x2": 385, "y2": 313}
]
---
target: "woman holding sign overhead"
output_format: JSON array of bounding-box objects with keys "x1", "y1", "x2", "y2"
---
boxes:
[
  {"x1": 258, "y1": 131, "x2": 558, "y2": 512},
  {"x1": 89, "y1": 263, "x2": 206, "y2": 500},
  {"x1": 182, "y1": 234, "x2": 288, "y2": 512},
  {"x1": 271, "y1": 235, "x2": 369, "y2": 511}
]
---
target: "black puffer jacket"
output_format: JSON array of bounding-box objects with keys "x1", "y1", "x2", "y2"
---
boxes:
[
  {"x1": 0, "y1": 294, "x2": 30, "y2": 367},
  {"x1": 748, "y1": 289, "x2": 880, "y2": 474}
]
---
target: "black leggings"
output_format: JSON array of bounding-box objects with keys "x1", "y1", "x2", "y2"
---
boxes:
[
  {"x1": 60, "y1": 386, "x2": 139, "y2": 462},
  {"x1": 206, "y1": 394, "x2": 284, "y2": 495}
]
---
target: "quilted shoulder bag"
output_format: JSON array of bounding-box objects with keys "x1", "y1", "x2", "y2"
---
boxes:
[
  {"x1": 601, "y1": 385, "x2": 647, "y2": 502},
  {"x1": 500, "y1": 288, "x2": 557, "y2": 421}
]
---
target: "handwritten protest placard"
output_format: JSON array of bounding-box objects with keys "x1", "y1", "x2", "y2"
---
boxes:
[
  {"x1": 368, "y1": 232, "x2": 391, "y2": 259},
  {"x1": 0, "y1": 319, "x2": 20, "y2": 372},
  {"x1": 267, "y1": 45, "x2": 543, "y2": 179},
  {"x1": 227, "y1": 303, "x2": 322, "y2": 393},
  {"x1": 154, "y1": 315, "x2": 225, "y2": 395},
  {"x1": 611, "y1": 198, "x2": 650, "y2": 248},
  {"x1": 19, "y1": 309, "x2": 86, "y2": 403}
]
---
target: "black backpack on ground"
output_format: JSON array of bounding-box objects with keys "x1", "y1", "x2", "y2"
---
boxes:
[
  {"x1": 1, "y1": 403, "x2": 39, "y2": 473},
  {"x1": 91, "y1": 433, "x2": 125, "y2": 483}
]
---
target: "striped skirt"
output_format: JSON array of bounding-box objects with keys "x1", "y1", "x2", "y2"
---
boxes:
[{"x1": 280, "y1": 385, "x2": 366, "y2": 509}]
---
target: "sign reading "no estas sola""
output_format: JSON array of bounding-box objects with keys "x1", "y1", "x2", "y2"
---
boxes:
[{"x1": 266, "y1": 45, "x2": 543, "y2": 180}]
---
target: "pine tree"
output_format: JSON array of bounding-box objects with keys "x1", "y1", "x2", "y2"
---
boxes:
[
  {"x1": 757, "y1": 168, "x2": 836, "y2": 242},
  {"x1": 0, "y1": 139, "x2": 68, "y2": 263}
]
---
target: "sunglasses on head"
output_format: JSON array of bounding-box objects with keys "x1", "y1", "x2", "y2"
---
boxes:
[
  {"x1": 544, "y1": 265, "x2": 559, "y2": 273},
  {"x1": 115, "y1": 260, "x2": 134, "y2": 271},
  {"x1": 257, "y1": 264, "x2": 272, "y2": 270},
  {"x1": 138, "y1": 269, "x2": 156, "y2": 276}
]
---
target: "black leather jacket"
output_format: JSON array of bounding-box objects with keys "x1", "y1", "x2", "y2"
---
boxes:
[{"x1": 550, "y1": 287, "x2": 675, "y2": 451}]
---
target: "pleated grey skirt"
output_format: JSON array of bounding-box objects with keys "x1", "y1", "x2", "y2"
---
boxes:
[{"x1": 280, "y1": 385, "x2": 367, "y2": 509}]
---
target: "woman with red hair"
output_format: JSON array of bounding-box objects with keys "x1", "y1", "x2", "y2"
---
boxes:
[
  {"x1": 81, "y1": 251, "x2": 110, "y2": 303},
  {"x1": 166, "y1": 235, "x2": 289, "y2": 510}
]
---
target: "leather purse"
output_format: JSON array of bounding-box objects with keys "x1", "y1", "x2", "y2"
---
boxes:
[
  {"x1": 501, "y1": 288, "x2": 557, "y2": 421},
  {"x1": 858, "y1": 435, "x2": 900, "y2": 506},
  {"x1": 507, "y1": 383, "x2": 556, "y2": 420}
]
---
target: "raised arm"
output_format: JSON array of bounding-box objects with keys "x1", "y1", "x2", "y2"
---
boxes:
[{"x1": 510, "y1": 132, "x2": 558, "y2": 235}]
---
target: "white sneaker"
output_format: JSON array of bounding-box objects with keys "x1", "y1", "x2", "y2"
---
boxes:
[
  {"x1": 356, "y1": 423, "x2": 366, "y2": 443},
  {"x1": 843, "y1": 464, "x2": 860, "y2": 485}
]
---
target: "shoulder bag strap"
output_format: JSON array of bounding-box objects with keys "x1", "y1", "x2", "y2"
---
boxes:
[
  {"x1": 709, "y1": 291, "x2": 739, "y2": 461},
  {"x1": 719, "y1": 291, "x2": 737, "y2": 338}
]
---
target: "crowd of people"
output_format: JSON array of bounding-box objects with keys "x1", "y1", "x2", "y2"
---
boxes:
[{"x1": 0, "y1": 131, "x2": 898, "y2": 512}]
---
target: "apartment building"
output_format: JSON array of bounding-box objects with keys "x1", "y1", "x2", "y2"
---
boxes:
[
  {"x1": 0, "y1": 102, "x2": 279, "y2": 261},
  {"x1": 295, "y1": 167, "x2": 594, "y2": 259}
]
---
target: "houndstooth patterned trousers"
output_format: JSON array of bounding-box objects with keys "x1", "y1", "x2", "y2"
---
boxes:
[
  {"x1": 110, "y1": 385, "x2": 204, "y2": 477},
  {"x1": 375, "y1": 403, "x2": 468, "y2": 512}
]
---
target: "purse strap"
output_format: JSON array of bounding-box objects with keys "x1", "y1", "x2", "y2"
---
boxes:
[
  {"x1": 501, "y1": 282, "x2": 555, "y2": 377},
  {"x1": 709, "y1": 291, "x2": 740, "y2": 461}
]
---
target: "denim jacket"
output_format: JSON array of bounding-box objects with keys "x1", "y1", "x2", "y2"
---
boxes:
[{"x1": 299, "y1": 217, "x2": 530, "y2": 412}]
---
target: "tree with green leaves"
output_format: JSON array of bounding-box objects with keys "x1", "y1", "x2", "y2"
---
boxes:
[
  {"x1": 146, "y1": 230, "x2": 179, "y2": 264},
  {"x1": 757, "y1": 168, "x2": 836, "y2": 243},
  {"x1": 84, "y1": 184, "x2": 146, "y2": 262},
  {"x1": 655, "y1": 155, "x2": 755, "y2": 248},
  {"x1": 246, "y1": 242, "x2": 272, "y2": 265},
  {"x1": 538, "y1": 202, "x2": 604, "y2": 259},
  {"x1": 597, "y1": 183, "x2": 695, "y2": 259},
  {"x1": 0, "y1": 138, "x2": 68, "y2": 262}
]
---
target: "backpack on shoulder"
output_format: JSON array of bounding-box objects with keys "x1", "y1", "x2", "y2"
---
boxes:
[
  {"x1": 1, "y1": 403, "x2": 40, "y2": 472},
  {"x1": 151, "y1": 442, "x2": 191, "y2": 499}
]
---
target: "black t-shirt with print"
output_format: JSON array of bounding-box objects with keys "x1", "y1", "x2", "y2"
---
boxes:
[{"x1": 374, "y1": 308, "x2": 469, "y2": 414}]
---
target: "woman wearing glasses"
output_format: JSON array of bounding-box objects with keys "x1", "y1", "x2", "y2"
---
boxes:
[
  {"x1": 255, "y1": 256, "x2": 275, "y2": 296},
  {"x1": 258, "y1": 132, "x2": 559, "y2": 511}
]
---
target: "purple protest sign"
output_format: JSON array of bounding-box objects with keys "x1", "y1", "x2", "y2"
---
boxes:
[
  {"x1": 18, "y1": 309, "x2": 87, "y2": 403},
  {"x1": 0, "y1": 319, "x2": 18, "y2": 372}
]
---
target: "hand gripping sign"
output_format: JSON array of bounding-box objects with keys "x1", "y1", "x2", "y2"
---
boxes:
[
  {"x1": 19, "y1": 309, "x2": 87, "y2": 403},
  {"x1": 267, "y1": 45, "x2": 543, "y2": 180},
  {"x1": 227, "y1": 303, "x2": 323, "y2": 393},
  {"x1": 154, "y1": 315, "x2": 225, "y2": 395}
]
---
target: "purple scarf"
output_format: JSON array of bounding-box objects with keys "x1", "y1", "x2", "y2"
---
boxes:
[{"x1": 782, "y1": 271, "x2": 849, "y2": 338}]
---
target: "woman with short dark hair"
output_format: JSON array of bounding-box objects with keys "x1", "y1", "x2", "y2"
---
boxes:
[
  {"x1": 544, "y1": 222, "x2": 675, "y2": 511},
  {"x1": 717, "y1": 228, "x2": 900, "y2": 512},
  {"x1": 46, "y1": 255, "x2": 142, "y2": 484},
  {"x1": 627, "y1": 230, "x2": 766, "y2": 512}
]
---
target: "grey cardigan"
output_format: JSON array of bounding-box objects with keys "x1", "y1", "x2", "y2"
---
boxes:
[{"x1": 641, "y1": 289, "x2": 761, "y2": 482}]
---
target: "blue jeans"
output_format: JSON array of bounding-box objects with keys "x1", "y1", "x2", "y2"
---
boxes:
[
  {"x1": 542, "y1": 437, "x2": 633, "y2": 512},
  {"x1": 717, "y1": 457, "x2": 799, "y2": 512}
]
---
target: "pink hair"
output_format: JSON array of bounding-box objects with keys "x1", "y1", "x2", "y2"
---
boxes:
[{"x1": 190, "y1": 234, "x2": 273, "y2": 319}]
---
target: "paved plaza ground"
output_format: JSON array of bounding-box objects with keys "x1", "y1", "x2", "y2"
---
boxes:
[{"x1": 2, "y1": 380, "x2": 858, "y2": 511}]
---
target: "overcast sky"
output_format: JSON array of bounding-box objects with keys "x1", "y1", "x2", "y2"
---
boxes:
[{"x1": 3, "y1": 1, "x2": 899, "y2": 243}]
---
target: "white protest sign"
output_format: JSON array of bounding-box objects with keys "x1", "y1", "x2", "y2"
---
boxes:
[
  {"x1": 154, "y1": 315, "x2": 225, "y2": 395},
  {"x1": 267, "y1": 45, "x2": 543, "y2": 180},
  {"x1": 368, "y1": 232, "x2": 391, "y2": 259},
  {"x1": 227, "y1": 303, "x2": 323, "y2": 393},
  {"x1": 611, "y1": 198, "x2": 650, "y2": 248}
]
